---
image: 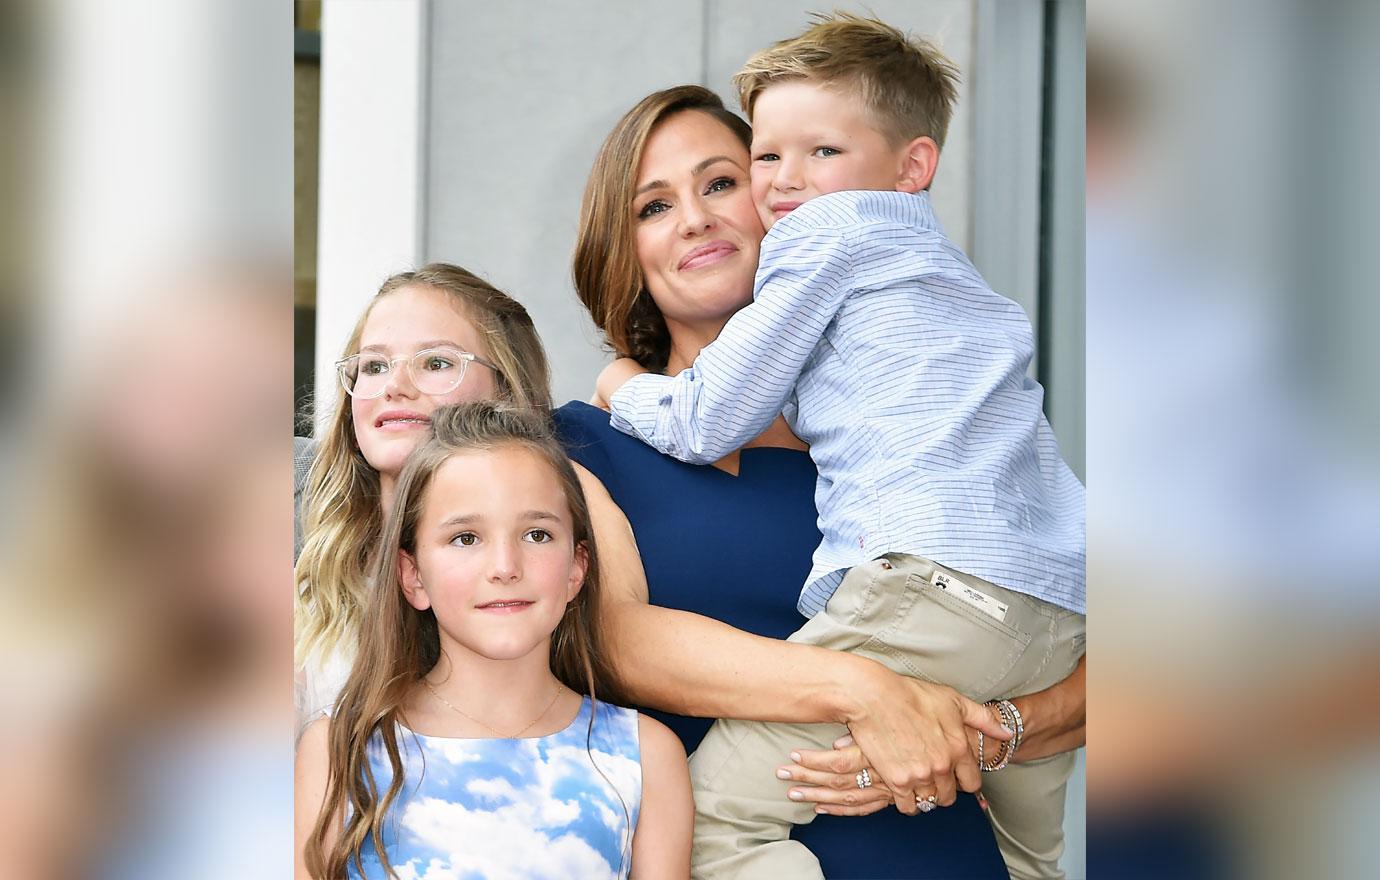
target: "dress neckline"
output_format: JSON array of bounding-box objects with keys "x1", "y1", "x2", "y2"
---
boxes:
[{"x1": 397, "y1": 695, "x2": 592, "y2": 743}]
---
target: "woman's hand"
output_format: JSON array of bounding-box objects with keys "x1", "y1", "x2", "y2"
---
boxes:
[
  {"x1": 777, "y1": 737, "x2": 894, "y2": 817},
  {"x1": 839, "y1": 662, "x2": 1011, "y2": 814}
]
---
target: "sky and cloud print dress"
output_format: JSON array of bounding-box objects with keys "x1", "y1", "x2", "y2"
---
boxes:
[{"x1": 348, "y1": 696, "x2": 641, "y2": 880}]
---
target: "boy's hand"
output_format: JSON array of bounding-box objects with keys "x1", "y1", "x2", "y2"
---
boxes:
[{"x1": 593, "y1": 357, "x2": 648, "y2": 411}]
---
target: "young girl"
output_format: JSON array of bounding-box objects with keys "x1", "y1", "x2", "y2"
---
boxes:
[{"x1": 294, "y1": 403, "x2": 692, "y2": 879}]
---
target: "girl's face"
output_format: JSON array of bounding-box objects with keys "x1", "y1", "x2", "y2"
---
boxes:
[
  {"x1": 351, "y1": 285, "x2": 500, "y2": 479},
  {"x1": 631, "y1": 110, "x2": 765, "y2": 335},
  {"x1": 399, "y1": 445, "x2": 587, "y2": 665}
]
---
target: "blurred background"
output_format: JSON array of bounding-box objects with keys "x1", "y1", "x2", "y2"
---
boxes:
[{"x1": 2, "y1": 0, "x2": 1378, "y2": 877}]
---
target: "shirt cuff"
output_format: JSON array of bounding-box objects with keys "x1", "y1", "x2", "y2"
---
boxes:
[{"x1": 607, "y1": 372, "x2": 675, "y2": 448}]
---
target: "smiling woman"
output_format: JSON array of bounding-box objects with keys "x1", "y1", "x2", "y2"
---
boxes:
[{"x1": 293, "y1": 263, "x2": 552, "y2": 733}]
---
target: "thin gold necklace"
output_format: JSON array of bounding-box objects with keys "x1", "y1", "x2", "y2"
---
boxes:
[{"x1": 423, "y1": 678, "x2": 564, "y2": 738}]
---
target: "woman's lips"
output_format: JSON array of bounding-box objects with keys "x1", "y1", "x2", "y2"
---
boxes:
[{"x1": 677, "y1": 240, "x2": 738, "y2": 271}]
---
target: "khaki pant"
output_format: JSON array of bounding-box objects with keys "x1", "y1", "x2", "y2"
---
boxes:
[{"x1": 689, "y1": 554, "x2": 1085, "y2": 879}]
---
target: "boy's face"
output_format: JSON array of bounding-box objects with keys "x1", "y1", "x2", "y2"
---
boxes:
[{"x1": 750, "y1": 80, "x2": 915, "y2": 229}]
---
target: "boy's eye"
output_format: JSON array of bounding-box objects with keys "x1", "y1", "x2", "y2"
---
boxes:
[
  {"x1": 524, "y1": 528, "x2": 553, "y2": 544},
  {"x1": 637, "y1": 199, "x2": 670, "y2": 220},
  {"x1": 813, "y1": 146, "x2": 842, "y2": 158},
  {"x1": 451, "y1": 532, "x2": 479, "y2": 547},
  {"x1": 753, "y1": 152, "x2": 780, "y2": 163},
  {"x1": 705, "y1": 176, "x2": 735, "y2": 194}
]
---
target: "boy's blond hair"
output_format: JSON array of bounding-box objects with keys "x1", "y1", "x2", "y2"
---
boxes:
[{"x1": 734, "y1": 12, "x2": 960, "y2": 148}]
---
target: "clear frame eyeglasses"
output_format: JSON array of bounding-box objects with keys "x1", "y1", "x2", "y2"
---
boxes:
[{"x1": 336, "y1": 346, "x2": 499, "y2": 399}]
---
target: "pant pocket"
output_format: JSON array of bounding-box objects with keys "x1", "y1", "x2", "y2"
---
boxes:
[{"x1": 864, "y1": 575, "x2": 1035, "y2": 702}]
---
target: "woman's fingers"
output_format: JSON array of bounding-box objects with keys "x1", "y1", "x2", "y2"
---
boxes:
[
  {"x1": 777, "y1": 761, "x2": 872, "y2": 791},
  {"x1": 789, "y1": 745, "x2": 866, "y2": 775}
]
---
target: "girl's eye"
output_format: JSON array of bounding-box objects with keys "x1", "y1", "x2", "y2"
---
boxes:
[
  {"x1": 524, "y1": 528, "x2": 553, "y2": 544},
  {"x1": 422, "y1": 356, "x2": 455, "y2": 372},
  {"x1": 753, "y1": 152, "x2": 780, "y2": 163},
  {"x1": 705, "y1": 176, "x2": 735, "y2": 194},
  {"x1": 813, "y1": 146, "x2": 841, "y2": 158},
  {"x1": 451, "y1": 532, "x2": 479, "y2": 547},
  {"x1": 360, "y1": 358, "x2": 390, "y2": 375},
  {"x1": 637, "y1": 199, "x2": 670, "y2": 220}
]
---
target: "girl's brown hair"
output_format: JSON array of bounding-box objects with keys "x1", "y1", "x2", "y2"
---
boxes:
[
  {"x1": 304, "y1": 402, "x2": 624, "y2": 879},
  {"x1": 572, "y1": 85, "x2": 751, "y2": 373},
  {"x1": 295, "y1": 263, "x2": 552, "y2": 670}
]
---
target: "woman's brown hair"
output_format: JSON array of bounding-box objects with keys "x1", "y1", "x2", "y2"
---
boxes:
[
  {"x1": 303, "y1": 402, "x2": 624, "y2": 879},
  {"x1": 572, "y1": 85, "x2": 751, "y2": 373}
]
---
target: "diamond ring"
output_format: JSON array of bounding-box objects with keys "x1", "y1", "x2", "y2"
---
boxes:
[
  {"x1": 855, "y1": 768, "x2": 872, "y2": 790},
  {"x1": 915, "y1": 794, "x2": 938, "y2": 813}
]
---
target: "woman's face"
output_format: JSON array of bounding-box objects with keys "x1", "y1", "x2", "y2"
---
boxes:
[
  {"x1": 631, "y1": 110, "x2": 765, "y2": 334},
  {"x1": 351, "y1": 285, "x2": 499, "y2": 479}
]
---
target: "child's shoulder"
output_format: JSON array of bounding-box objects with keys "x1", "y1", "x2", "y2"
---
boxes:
[{"x1": 634, "y1": 712, "x2": 687, "y2": 768}]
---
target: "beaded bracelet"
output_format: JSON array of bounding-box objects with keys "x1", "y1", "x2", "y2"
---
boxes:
[{"x1": 978, "y1": 699, "x2": 1022, "y2": 771}]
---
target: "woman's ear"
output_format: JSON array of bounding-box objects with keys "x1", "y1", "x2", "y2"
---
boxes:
[
  {"x1": 896, "y1": 135, "x2": 940, "y2": 193},
  {"x1": 399, "y1": 549, "x2": 431, "y2": 611},
  {"x1": 566, "y1": 542, "x2": 590, "y2": 603}
]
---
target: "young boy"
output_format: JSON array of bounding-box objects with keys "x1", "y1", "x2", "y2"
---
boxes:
[{"x1": 598, "y1": 14, "x2": 1085, "y2": 880}]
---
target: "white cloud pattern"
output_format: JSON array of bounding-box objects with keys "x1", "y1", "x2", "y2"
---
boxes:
[{"x1": 350, "y1": 698, "x2": 641, "y2": 880}]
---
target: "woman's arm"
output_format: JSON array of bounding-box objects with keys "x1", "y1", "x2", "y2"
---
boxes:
[
  {"x1": 629, "y1": 714, "x2": 693, "y2": 879},
  {"x1": 294, "y1": 718, "x2": 336, "y2": 880},
  {"x1": 1010, "y1": 654, "x2": 1085, "y2": 762},
  {"x1": 575, "y1": 466, "x2": 1008, "y2": 812}
]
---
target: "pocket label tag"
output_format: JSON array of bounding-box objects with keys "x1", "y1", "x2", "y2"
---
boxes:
[{"x1": 930, "y1": 570, "x2": 1009, "y2": 622}]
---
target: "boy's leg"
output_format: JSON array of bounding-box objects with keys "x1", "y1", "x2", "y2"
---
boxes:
[
  {"x1": 978, "y1": 606, "x2": 1085, "y2": 880},
  {"x1": 688, "y1": 558, "x2": 906, "y2": 879},
  {"x1": 804, "y1": 554, "x2": 1084, "y2": 880}
]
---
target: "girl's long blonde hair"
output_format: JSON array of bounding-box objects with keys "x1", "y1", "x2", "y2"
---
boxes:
[
  {"x1": 303, "y1": 402, "x2": 623, "y2": 880},
  {"x1": 295, "y1": 264, "x2": 551, "y2": 669}
]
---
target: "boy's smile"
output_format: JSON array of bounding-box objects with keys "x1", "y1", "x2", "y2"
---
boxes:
[{"x1": 749, "y1": 80, "x2": 928, "y2": 228}]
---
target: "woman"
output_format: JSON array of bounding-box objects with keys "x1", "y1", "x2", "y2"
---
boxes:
[
  {"x1": 556, "y1": 85, "x2": 1086, "y2": 878},
  {"x1": 294, "y1": 263, "x2": 551, "y2": 730}
]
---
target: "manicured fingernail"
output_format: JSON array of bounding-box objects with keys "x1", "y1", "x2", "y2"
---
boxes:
[
  {"x1": 815, "y1": 806, "x2": 828, "y2": 814},
  {"x1": 790, "y1": 752, "x2": 801, "y2": 762},
  {"x1": 776, "y1": 768, "x2": 792, "y2": 779},
  {"x1": 788, "y1": 789, "x2": 804, "y2": 801}
]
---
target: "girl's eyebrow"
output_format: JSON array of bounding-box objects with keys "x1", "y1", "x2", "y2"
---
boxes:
[{"x1": 359, "y1": 339, "x2": 462, "y2": 354}]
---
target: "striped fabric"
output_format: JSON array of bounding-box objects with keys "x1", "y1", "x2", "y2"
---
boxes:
[{"x1": 608, "y1": 190, "x2": 1084, "y2": 616}]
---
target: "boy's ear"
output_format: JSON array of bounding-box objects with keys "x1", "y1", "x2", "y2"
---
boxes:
[
  {"x1": 896, "y1": 135, "x2": 940, "y2": 194},
  {"x1": 566, "y1": 542, "x2": 590, "y2": 603},
  {"x1": 399, "y1": 549, "x2": 431, "y2": 611}
]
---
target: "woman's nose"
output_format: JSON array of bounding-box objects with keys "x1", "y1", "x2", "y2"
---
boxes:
[{"x1": 677, "y1": 197, "x2": 714, "y2": 237}]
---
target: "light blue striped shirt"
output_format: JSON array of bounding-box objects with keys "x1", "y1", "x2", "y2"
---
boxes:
[{"x1": 609, "y1": 190, "x2": 1084, "y2": 616}]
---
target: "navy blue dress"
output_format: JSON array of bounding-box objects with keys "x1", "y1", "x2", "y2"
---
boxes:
[{"x1": 555, "y1": 402, "x2": 1006, "y2": 879}]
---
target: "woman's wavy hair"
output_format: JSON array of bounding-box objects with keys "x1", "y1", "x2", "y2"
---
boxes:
[
  {"x1": 295, "y1": 263, "x2": 552, "y2": 669},
  {"x1": 572, "y1": 85, "x2": 752, "y2": 373},
  {"x1": 304, "y1": 402, "x2": 625, "y2": 879}
]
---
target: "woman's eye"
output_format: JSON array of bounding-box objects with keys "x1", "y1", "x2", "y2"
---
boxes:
[
  {"x1": 813, "y1": 146, "x2": 841, "y2": 158},
  {"x1": 637, "y1": 199, "x2": 670, "y2": 220},
  {"x1": 705, "y1": 177, "x2": 735, "y2": 194},
  {"x1": 524, "y1": 528, "x2": 553, "y2": 544},
  {"x1": 451, "y1": 532, "x2": 479, "y2": 547}
]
